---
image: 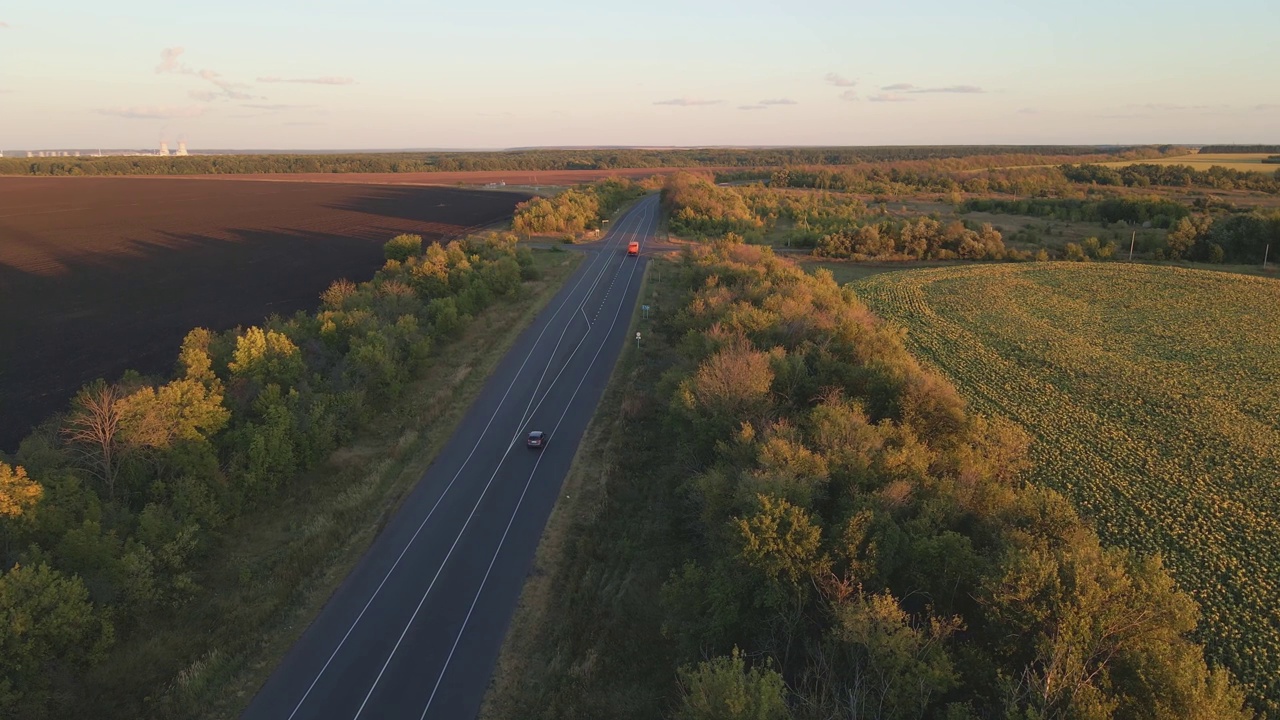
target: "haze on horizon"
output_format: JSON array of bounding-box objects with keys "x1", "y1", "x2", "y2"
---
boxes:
[{"x1": 2, "y1": 0, "x2": 1278, "y2": 150}]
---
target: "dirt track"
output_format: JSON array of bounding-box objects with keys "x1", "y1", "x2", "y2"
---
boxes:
[{"x1": 0, "y1": 177, "x2": 530, "y2": 451}]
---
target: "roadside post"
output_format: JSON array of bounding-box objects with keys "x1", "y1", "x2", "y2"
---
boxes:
[{"x1": 635, "y1": 331, "x2": 641, "y2": 350}]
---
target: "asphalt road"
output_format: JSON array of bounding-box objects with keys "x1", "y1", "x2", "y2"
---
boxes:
[{"x1": 241, "y1": 195, "x2": 659, "y2": 720}]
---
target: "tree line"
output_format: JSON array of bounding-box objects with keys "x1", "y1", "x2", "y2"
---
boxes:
[
  {"x1": 0, "y1": 232, "x2": 540, "y2": 718},
  {"x1": 511, "y1": 178, "x2": 651, "y2": 236},
  {"x1": 962, "y1": 196, "x2": 1191, "y2": 228},
  {"x1": 1064, "y1": 163, "x2": 1280, "y2": 193},
  {"x1": 813, "y1": 217, "x2": 1013, "y2": 261},
  {"x1": 649, "y1": 241, "x2": 1253, "y2": 718},
  {"x1": 0, "y1": 146, "x2": 1165, "y2": 177},
  {"x1": 662, "y1": 173, "x2": 1018, "y2": 261},
  {"x1": 1199, "y1": 145, "x2": 1280, "y2": 154}
]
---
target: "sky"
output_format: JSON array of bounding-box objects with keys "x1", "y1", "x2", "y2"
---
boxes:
[{"x1": 1, "y1": 0, "x2": 1278, "y2": 150}]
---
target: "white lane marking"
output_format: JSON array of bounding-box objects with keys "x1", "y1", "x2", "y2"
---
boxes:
[
  {"x1": 503, "y1": 201, "x2": 654, "y2": 441},
  {"x1": 416, "y1": 195, "x2": 653, "y2": 720},
  {"x1": 514, "y1": 203, "x2": 656, "y2": 428},
  {"x1": 509, "y1": 200, "x2": 656, "y2": 435},
  {"x1": 282, "y1": 200, "x2": 646, "y2": 720},
  {"x1": 337, "y1": 200, "x2": 654, "y2": 719}
]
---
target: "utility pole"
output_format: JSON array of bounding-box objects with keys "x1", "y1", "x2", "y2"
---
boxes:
[
  {"x1": 1129, "y1": 230, "x2": 1136, "y2": 262},
  {"x1": 1265, "y1": 243, "x2": 1271, "y2": 270}
]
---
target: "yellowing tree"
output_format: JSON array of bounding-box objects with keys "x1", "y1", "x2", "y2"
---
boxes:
[
  {"x1": 228, "y1": 327, "x2": 305, "y2": 386},
  {"x1": 0, "y1": 464, "x2": 41, "y2": 520},
  {"x1": 117, "y1": 378, "x2": 230, "y2": 450},
  {"x1": 736, "y1": 494, "x2": 824, "y2": 584}
]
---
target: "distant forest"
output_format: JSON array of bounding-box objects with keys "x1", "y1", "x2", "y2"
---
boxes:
[
  {"x1": 0, "y1": 145, "x2": 1167, "y2": 177},
  {"x1": 1198, "y1": 145, "x2": 1280, "y2": 154}
]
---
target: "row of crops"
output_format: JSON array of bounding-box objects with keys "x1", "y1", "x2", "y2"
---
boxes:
[{"x1": 855, "y1": 262, "x2": 1280, "y2": 714}]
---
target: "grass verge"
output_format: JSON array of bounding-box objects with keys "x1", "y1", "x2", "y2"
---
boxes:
[
  {"x1": 479, "y1": 256, "x2": 685, "y2": 720},
  {"x1": 86, "y1": 249, "x2": 583, "y2": 720}
]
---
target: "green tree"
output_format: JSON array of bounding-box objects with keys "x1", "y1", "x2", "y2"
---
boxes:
[
  {"x1": 384, "y1": 233, "x2": 423, "y2": 262},
  {"x1": 676, "y1": 647, "x2": 792, "y2": 720},
  {"x1": 0, "y1": 563, "x2": 114, "y2": 719}
]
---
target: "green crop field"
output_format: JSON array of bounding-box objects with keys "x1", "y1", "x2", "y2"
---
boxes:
[{"x1": 855, "y1": 262, "x2": 1280, "y2": 714}]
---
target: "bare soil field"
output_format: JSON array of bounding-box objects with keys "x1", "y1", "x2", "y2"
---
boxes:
[
  {"x1": 0, "y1": 177, "x2": 529, "y2": 451},
  {"x1": 60, "y1": 167, "x2": 738, "y2": 188}
]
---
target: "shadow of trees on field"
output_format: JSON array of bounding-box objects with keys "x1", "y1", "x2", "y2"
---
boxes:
[
  {"x1": 320, "y1": 185, "x2": 531, "y2": 229},
  {"x1": 0, "y1": 184, "x2": 529, "y2": 453}
]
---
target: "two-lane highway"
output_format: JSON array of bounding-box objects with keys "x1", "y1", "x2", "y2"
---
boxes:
[{"x1": 242, "y1": 195, "x2": 658, "y2": 720}]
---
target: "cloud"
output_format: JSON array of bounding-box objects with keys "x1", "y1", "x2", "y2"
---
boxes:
[
  {"x1": 1254, "y1": 103, "x2": 1280, "y2": 111},
  {"x1": 284, "y1": 121, "x2": 323, "y2": 126},
  {"x1": 881, "y1": 83, "x2": 915, "y2": 91},
  {"x1": 1017, "y1": 107, "x2": 1039, "y2": 115},
  {"x1": 908, "y1": 85, "x2": 986, "y2": 94},
  {"x1": 653, "y1": 97, "x2": 722, "y2": 106},
  {"x1": 825, "y1": 73, "x2": 856, "y2": 87},
  {"x1": 759, "y1": 98, "x2": 797, "y2": 105},
  {"x1": 257, "y1": 76, "x2": 356, "y2": 85},
  {"x1": 155, "y1": 47, "x2": 258, "y2": 100},
  {"x1": 869, "y1": 93, "x2": 912, "y2": 103},
  {"x1": 1133, "y1": 102, "x2": 1217, "y2": 112},
  {"x1": 838, "y1": 89, "x2": 858, "y2": 102},
  {"x1": 0, "y1": 21, "x2": 10, "y2": 29},
  {"x1": 738, "y1": 105, "x2": 768, "y2": 111},
  {"x1": 99, "y1": 105, "x2": 207, "y2": 120},
  {"x1": 188, "y1": 90, "x2": 218, "y2": 102},
  {"x1": 241, "y1": 103, "x2": 312, "y2": 111},
  {"x1": 156, "y1": 47, "x2": 188, "y2": 73}
]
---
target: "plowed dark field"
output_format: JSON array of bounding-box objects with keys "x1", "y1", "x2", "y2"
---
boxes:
[{"x1": 0, "y1": 177, "x2": 530, "y2": 451}]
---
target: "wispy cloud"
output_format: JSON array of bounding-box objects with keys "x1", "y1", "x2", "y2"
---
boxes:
[
  {"x1": 0, "y1": 21, "x2": 11, "y2": 29},
  {"x1": 198, "y1": 68, "x2": 252, "y2": 98},
  {"x1": 99, "y1": 105, "x2": 207, "y2": 120},
  {"x1": 257, "y1": 76, "x2": 356, "y2": 85},
  {"x1": 1132, "y1": 102, "x2": 1219, "y2": 112},
  {"x1": 653, "y1": 97, "x2": 722, "y2": 107},
  {"x1": 881, "y1": 83, "x2": 915, "y2": 91},
  {"x1": 188, "y1": 90, "x2": 218, "y2": 102},
  {"x1": 241, "y1": 103, "x2": 313, "y2": 111},
  {"x1": 738, "y1": 105, "x2": 767, "y2": 111},
  {"x1": 284, "y1": 121, "x2": 323, "y2": 126},
  {"x1": 825, "y1": 73, "x2": 856, "y2": 87},
  {"x1": 156, "y1": 47, "x2": 257, "y2": 100},
  {"x1": 838, "y1": 90, "x2": 858, "y2": 102},
  {"x1": 156, "y1": 46, "x2": 188, "y2": 73},
  {"x1": 1253, "y1": 103, "x2": 1280, "y2": 111},
  {"x1": 909, "y1": 85, "x2": 985, "y2": 94},
  {"x1": 869, "y1": 93, "x2": 912, "y2": 103},
  {"x1": 759, "y1": 98, "x2": 797, "y2": 106}
]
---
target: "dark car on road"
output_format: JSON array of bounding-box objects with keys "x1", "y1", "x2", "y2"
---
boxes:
[{"x1": 526, "y1": 430, "x2": 546, "y2": 449}]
